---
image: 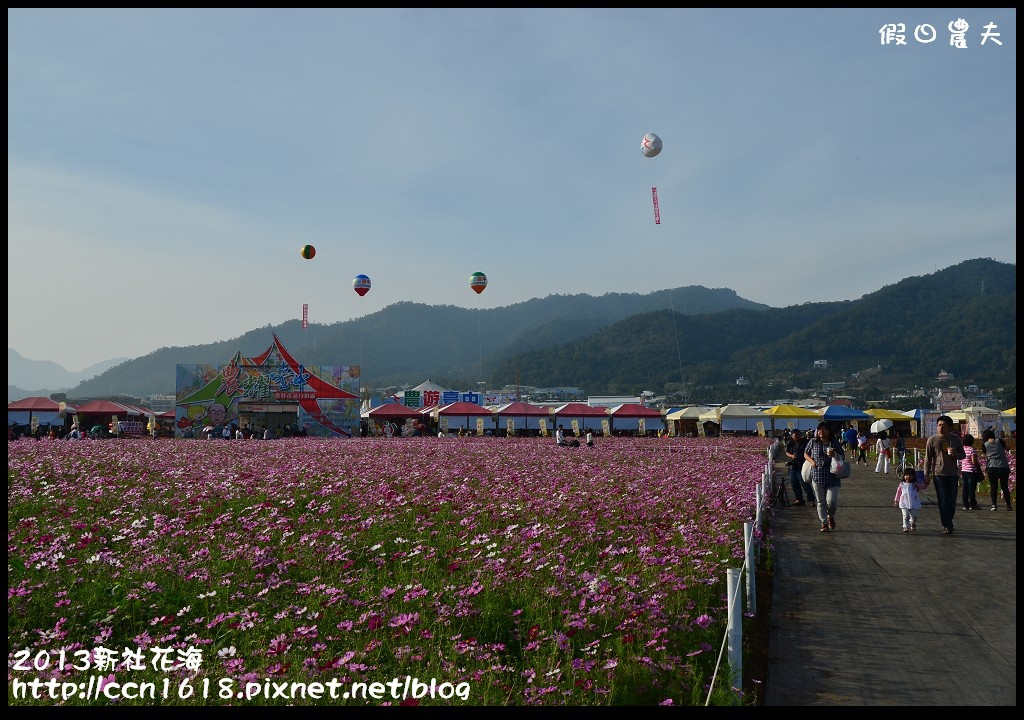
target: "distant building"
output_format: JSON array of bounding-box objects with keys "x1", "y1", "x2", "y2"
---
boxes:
[
  {"x1": 814, "y1": 359, "x2": 828, "y2": 369},
  {"x1": 735, "y1": 376, "x2": 750, "y2": 386},
  {"x1": 934, "y1": 387, "x2": 963, "y2": 412},
  {"x1": 144, "y1": 394, "x2": 176, "y2": 412},
  {"x1": 936, "y1": 369, "x2": 954, "y2": 382},
  {"x1": 588, "y1": 395, "x2": 642, "y2": 408}
]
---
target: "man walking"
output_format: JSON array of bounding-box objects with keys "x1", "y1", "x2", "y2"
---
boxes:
[
  {"x1": 785, "y1": 429, "x2": 813, "y2": 506},
  {"x1": 844, "y1": 425, "x2": 857, "y2": 453},
  {"x1": 925, "y1": 415, "x2": 966, "y2": 534}
]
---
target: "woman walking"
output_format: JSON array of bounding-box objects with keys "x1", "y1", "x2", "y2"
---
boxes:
[
  {"x1": 804, "y1": 421, "x2": 846, "y2": 532},
  {"x1": 959, "y1": 434, "x2": 983, "y2": 510},
  {"x1": 981, "y1": 428, "x2": 1013, "y2": 511},
  {"x1": 874, "y1": 431, "x2": 892, "y2": 474}
]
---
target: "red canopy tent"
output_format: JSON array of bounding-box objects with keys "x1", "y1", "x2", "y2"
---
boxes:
[
  {"x1": 366, "y1": 402, "x2": 432, "y2": 436},
  {"x1": 551, "y1": 402, "x2": 608, "y2": 435},
  {"x1": 552, "y1": 402, "x2": 608, "y2": 418},
  {"x1": 608, "y1": 403, "x2": 663, "y2": 418},
  {"x1": 494, "y1": 401, "x2": 549, "y2": 417},
  {"x1": 76, "y1": 400, "x2": 153, "y2": 436},
  {"x1": 436, "y1": 401, "x2": 493, "y2": 435},
  {"x1": 437, "y1": 401, "x2": 493, "y2": 416},
  {"x1": 8, "y1": 396, "x2": 76, "y2": 431},
  {"x1": 76, "y1": 399, "x2": 150, "y2": 416},
  {"x1": 8, "y1": 396, "x2": 65, "y2": 411},
  {"x1": 608, "y1": 403, "x2": 666, "y2": 435},
  {"x1": 494, "y1": 401, "x2": 549, "y2": 435},
  {"x1": 367, "y1": 403, "x2": 426, "y2": 418}
]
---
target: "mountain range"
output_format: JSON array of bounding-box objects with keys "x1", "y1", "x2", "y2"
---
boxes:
[
  {"x1": 7, "y1": 350, "x2": 129, "y2": 399},
  {"x1": 8, "y1": 258, "x2": 1016, "y2": 405}
]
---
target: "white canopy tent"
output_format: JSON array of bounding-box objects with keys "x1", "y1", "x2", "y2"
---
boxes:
[{"x1": 699, "y1": 404, "x2": 768, "y2": 433}]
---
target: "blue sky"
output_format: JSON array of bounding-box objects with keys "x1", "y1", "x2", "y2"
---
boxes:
[{"x1": 8, "y1": 9, "x2": 1017, "y2": 371}]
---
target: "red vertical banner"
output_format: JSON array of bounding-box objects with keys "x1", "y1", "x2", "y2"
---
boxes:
[
  {"x1": 302, "y1": 303, "x2": 309, "y2": 329},
  {"x1": 651, "y1": 187, "x2": 661, "y2": 225}
]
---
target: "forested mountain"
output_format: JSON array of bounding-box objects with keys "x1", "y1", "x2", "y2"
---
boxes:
[
  {"x1": 56, "y1": 258, "x2": 1017, "y2": 403},
  {"x1": 65, "y1": 286, "x2": 765, "y2": 398},
  {"x1": 493, "y1": 258, "x2": 1015, "y2": 402}
]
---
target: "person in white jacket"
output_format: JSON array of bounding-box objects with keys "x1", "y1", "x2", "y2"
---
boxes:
[
  {"x1": 875, "y1": 432, "x2": 892, "y2": 474},
  {"x1": 893, "y1": 467, "x2": 923, "y2": 532}
]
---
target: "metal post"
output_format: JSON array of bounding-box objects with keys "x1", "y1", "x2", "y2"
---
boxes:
[
  {"x1": 726, "y1": 568, "x2": 743, "y2": 695},
  {"x1": 744, "y1": 522, "x2": 755, "y2": 614}
]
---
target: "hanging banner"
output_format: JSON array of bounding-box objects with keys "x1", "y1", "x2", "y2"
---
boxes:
[{"x1": 302, "y1": 304, "x2": 309, "y2": 329}]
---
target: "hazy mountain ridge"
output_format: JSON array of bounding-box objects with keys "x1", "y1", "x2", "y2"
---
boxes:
[
  {"x1": 8, "y1": 350, "x2": 130, "y2": 400},
  {"x1": 8, "y1": 260, "x2": 1016, "y2": 402}
]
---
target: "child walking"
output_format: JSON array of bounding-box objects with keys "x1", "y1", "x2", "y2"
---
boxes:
[{"x1": 893, "y1": 467, "x2": 923, "y2": 532}]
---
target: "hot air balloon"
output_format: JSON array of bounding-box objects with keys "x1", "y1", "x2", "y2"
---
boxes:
[
  {"x1": 353, "y1": 274, "x2": 371, "y2": 297},
  {"x1": 641, "y1": 132, "x2": 663, "y2": 158},
  {"x1": 470, "y1": 272, "x2": 487, "y2": 295},
  {"x1": 300, "y1": 244, "x2": 316, "y2": 260}
]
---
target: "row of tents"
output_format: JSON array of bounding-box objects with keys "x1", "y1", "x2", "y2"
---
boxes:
[
  {"x1": 11, "y1": 394, "x2": 1015, "y2": 439},
  {"x1": 366, "y1": 400, "x2": 660, "y2": 435},
  {"x1": 8, "y1": 396, "x2": 175, "y2": 435},
  {"x1": 365, "y1": 400, "x2": 1017, "y2": 438},
  {"x1": 666, "y1": 403, "x2": 1015, "y2": 437}
]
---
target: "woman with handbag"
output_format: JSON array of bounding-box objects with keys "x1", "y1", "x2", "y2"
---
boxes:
[{"x1": 804, "y1": 421, "x2": 847, "y2": 532}]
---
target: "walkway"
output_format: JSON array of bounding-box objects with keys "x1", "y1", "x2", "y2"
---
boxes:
[{"x1": 764, "y1": 455, "x2": 1016, "y2": 706}]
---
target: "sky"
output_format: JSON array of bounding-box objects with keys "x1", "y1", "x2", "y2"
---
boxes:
[{"x1": 8, "y1": 9, "x2": 1017, "y2": 372}]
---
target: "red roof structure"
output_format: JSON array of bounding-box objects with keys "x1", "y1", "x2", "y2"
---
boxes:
[
  {"x1": 8, "y1": 397, "x2": 68, "y2": 412},
  {"x1": 607, "y1": 403, "x2": 663, "y2": 418},
  {"x1": 551, "y1": 402, "x2": 609, "y2": 418},
  {"x1": 437, "y1": 401, "x2": 493, "y2": 417},
  {"x1": 75, "y1": 400, "x2": 152, "y2": 416},
  {"x1": 493, "y1": 401, "x2": 550, "y2": 417},
  {"x1": 367, "y1": 403, "x2": 428, "y2": 418}
]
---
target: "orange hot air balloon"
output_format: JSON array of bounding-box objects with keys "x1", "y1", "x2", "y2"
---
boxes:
[
  {"x1": 470, "y1": 272, "x2": 487, "y2": 295},
  {"x1": 300, "y1": 244, "x2": 316, "y2": 260},
  {"x1": 353, "y1": 274, "x2": 371, "y2": 297}
]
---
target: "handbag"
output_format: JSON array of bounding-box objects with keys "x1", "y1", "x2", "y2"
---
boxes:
[
  {"x1": 830, "y1": 455, "x2": 851, "y2": 480},
  {"x1": 801, "y1": 461, "x2": 813, "y2": 484}
]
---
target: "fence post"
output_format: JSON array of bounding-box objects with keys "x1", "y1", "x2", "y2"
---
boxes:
[
  {"x1": 744, "y1": 522, "x2": 755, "y2": 614},
  {"x1": 726, "y1": 568, "x2": 743, "y2": 696}
]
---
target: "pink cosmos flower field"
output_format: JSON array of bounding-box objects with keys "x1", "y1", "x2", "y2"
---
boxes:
[{"x1": 7, "y1": 436, "x2": 771, "y2": 706}]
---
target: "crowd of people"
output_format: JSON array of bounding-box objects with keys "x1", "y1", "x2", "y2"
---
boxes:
[{"x1": 778, "y1": 416, "x2": 1013, "y2": 536}]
